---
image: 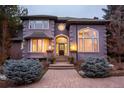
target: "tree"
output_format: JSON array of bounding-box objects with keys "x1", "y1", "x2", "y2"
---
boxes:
[
  {"x1": 102, "y1": 6, "x2": 124, "y2": 65},
  {"x1": 0, "y1": 6, "x2": 28, "y2": 65}
]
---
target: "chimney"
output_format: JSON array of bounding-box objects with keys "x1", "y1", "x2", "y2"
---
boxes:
[{"x1": 93, "y1": 17, "x2": 99, "y2": 19}]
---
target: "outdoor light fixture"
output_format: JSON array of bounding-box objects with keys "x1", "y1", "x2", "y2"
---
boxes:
[
  {"x1": 48, "y1": 45, "x2": 52, "y2": 50},
  {"x1": 70, "y1": 43, "x2": 77, "y2": 51}
]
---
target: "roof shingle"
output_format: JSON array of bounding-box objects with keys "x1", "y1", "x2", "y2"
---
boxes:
[{"x1": 24, "y1": 32, "x2": 53, "y2": 39}]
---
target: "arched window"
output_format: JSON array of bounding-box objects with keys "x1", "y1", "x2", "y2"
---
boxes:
[{"x1": 78, "y1": 27, "x2": 99, "y2": 52}]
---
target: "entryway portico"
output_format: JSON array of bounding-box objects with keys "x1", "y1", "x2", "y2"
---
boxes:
[{"x1": 55, "y1": 34, "x2": 69, "y2": 56}]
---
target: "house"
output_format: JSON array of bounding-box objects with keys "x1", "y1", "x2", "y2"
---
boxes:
[{"x1": 10, "y1": 15, "x2": 109, "y2": 62}]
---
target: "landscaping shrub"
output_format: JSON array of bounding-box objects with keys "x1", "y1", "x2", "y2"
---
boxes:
[
  {"x1": 3, "y1": 59, "x2": 43, "y2": 85},
  {"x1": 80, "y1": 57, "x2": 110, "y2": 78}
]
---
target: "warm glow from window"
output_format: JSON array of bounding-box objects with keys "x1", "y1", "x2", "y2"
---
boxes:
[
  {"x1": 56, "y1": 36, "x2": 68, "y2": 55},
  {"x1": 32, "y1": 39, "x2": 37, "y2": 52},
  {"x1": 31, "y1": 39, "x2": 49, "y2": 52},
  {"x1": 84, "y1": 39, "x2": 92, "y2": 52},
  {"x1": 56, "y1": 37, "x2": 67, "y2": 43},
  {"x1": 58, "y1": 23, "x2": 65, "y2": 31},
  {"x1": 78, "y1": 27, "x2": 99, "y2": 52}
]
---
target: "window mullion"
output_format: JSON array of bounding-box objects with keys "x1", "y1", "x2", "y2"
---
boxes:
[
  {"x1": 34, "y1": 21, "x2": 36, "y2": 29},
  {"x1": 41, "y1": 21, "x2": 43, "y2": 29},
  {"x1": 83, "y1": 38, "x2": 84, "y2": 52},
  {"x1": 37, "y1": 39, "x2": 38, "y2": 52},
  {"x1": 82, "y1": 32, "x2": 84, "y2": 52},
  {"x1": 92, "y1": 38, "x2": 94, "y2": 52},
  {"x1": 41, "y1": 39, "x2": 43, "y2": 52}
]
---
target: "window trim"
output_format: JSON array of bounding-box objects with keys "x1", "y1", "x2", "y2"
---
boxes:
[
  {"x1": 78, "y1": 27, "x2": 99, "y2": 53},
  {"x1": 28, "y1": 20, "x2": 49, "y2": 30}
]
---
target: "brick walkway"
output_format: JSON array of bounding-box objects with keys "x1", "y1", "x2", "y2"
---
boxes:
[{"x1": 21, "y1": 69, "x2": 124, "y2": 88}]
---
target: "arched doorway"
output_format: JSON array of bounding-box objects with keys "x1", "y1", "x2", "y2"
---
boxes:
[{"x1": 55, "y1": 35, "x2": 69, "y2": 56}]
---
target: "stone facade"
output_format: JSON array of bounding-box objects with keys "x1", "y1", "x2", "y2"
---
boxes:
[{"x1": 10, "y1": 15, "x2": 109, "y2": 61}]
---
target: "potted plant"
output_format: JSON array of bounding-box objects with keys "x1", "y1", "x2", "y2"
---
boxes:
[
  {"x1": 48, "y1": 57, "x2": 56, "y2": 64},
  {"x1": 68, "y1": 57, "x2": 74, "y2": 64}
]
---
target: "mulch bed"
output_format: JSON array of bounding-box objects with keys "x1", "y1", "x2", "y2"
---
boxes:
[
  {"x1": 110, "y1": 70, "x2": 124, "y2": 76},
  {"x1": 109, "y1": 62, "x2": 124, "y2": 76},
  {"x1": 0, "y1": 80, "x2": 15, "y2": 88}
]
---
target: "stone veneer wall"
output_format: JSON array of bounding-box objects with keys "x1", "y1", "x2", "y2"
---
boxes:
[
  {"x1": 22, "y1": 20, "x2": 55, "y2": 58},
  {"x1": 69, "y1": 25, "x2": 77, "y2": 62}
]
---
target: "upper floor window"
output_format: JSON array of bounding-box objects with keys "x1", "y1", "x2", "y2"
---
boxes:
[
  {"x1": 78, "y1": 27, "x2": 99, "y2": 52},
  {"x1": 29, "y1": 20, "x2": 49, "y2": 29}
]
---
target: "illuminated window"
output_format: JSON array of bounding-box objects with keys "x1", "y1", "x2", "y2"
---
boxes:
[
  {"x1": 78, "y1": 27, "x2": 99, "y2": 52},
  {"x1": 58, "y1": 23, "x2": 65, "y2": 31},
  {"x1": 29, "y1": 20, "x2": 49, "y2": 29},
  {"x1": 32, "y1": 39, "x2": 37, "y2": 52},
  {"x1": 31, "y1": 39, "x2": 49, "y2": 52}
]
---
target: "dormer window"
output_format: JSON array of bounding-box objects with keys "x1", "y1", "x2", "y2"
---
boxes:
[{"x1": 29, "y1": 20, "x2": 49, "y2": 29}]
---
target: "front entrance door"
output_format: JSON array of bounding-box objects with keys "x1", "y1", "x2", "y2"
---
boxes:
[
  {"x1": 59, "y1": 43, "x2": 65, "y2": 55},
  {"x1": 56, "y1": 35, "x2": 69, "y2": 56}
]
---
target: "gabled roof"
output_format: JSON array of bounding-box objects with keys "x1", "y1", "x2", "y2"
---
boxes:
[{"x1": 24, "y1": 32, "x2": 53, "y2": 39}]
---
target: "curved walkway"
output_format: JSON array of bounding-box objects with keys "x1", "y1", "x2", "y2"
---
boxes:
[{"x1": 22, "y1": 69, "x2": 124, "y2": 88}]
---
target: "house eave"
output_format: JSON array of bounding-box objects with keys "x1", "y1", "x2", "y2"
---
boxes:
[
  {"x1": 11, "y1": 37, "x2": 23, "y2": 41},
  {"x1": 66, "y1": 20, "x2": 110, "y2": 25},
  {"x1": 24, "y1": 37, "x2": 53, "y2": 40},
  {"x1": 20, "y1": 15, "x2": 57, "y2": 20}
]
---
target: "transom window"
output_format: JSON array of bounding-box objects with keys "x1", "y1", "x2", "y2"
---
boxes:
[
  {"x1": 31, "y1": 39, "x2": 49, "y2": 52},
  {"x1": 78, "y1": 27, "x2": 99, "y2": 52},
  {"x1": 29, "y1": 20, "x2": 49, "y2": 29}
]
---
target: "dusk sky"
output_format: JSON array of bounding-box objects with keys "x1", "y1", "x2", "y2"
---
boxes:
[{"x1": 24, "y1": 5, "x2": 107, "y2": 19}]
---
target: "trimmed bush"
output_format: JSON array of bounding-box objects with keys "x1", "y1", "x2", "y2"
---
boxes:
[
  {"x1": 3, "y1": 59, "x2": 43, "y2": 85},
  {"x1": 80, "y1": 57, "x2": 110, "y2": 78}
]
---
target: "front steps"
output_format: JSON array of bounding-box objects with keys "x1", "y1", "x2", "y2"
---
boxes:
[
  {"x1": 48, "y1": 62, "x2": 75, "y2": 70},
  {"x1": 55, "y1": 56, "x2": 69, "y2": 62}
]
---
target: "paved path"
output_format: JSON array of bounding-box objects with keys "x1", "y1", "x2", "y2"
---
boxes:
[{"x1": 21, "y1": 69, "x2": 124, "y2": 88}]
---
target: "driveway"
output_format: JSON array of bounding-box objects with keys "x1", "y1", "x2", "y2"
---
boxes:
[{"x1": 21, "y1": 69, "x2": 124, "y2": 88}]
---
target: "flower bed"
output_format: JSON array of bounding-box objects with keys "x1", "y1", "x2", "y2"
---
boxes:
[{"x1": 0, "y1": 80, "x2": 15, "y2": 88}]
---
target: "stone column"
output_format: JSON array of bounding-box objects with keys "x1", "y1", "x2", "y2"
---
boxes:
[{"x1": 47, "y1": 50, "x2": 53, "y2": 58}]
